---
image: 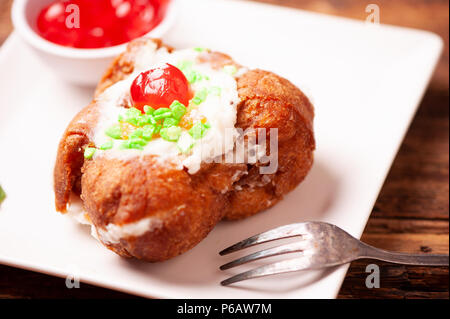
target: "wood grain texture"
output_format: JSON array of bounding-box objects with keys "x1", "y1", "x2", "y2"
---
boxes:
[{"x1": 0, "y1": 0, "x2": 448, "y2": 299}]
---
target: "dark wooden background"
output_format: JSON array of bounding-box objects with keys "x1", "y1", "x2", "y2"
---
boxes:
[{"x1": 0, "y1": 0, "x2": 448, "y2": 299}]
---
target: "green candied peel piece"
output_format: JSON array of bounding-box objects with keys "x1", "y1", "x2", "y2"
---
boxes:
[
  {"x1": 177, "y1": 60, "x2": 209, "y2": 84},
  {"x1": 145, "y1": 113, "x2": 157, "y2": 125},
  {"x1": 99, "y1": 140, "x2": 114, "y2": 150},
  {"x1": 177, "y1": 133, "x2": 196, "y2": 154},
  {"x1": 142, "y1": 125, "x2": 156, "y2": 140},
  {"x1": 119, "y1": 106, "x2": 155, "y2": 126},
  {"x1": 122, "y1": 107, "x2": 143, "y2": 126},
  {"x1": 170, "y1": 100, "x2": 187, "y2": 120},
  {"x1": 121, "y1": 138, "x2": 148, "y2": 150},
  {"x1": 154, "y1": 124, "x2": 162, "y2": 134},
  {"x1": 0, "y1": 184, "x2": 6, "y2": 204},
  {"x1": 120, "y1": 128, "x2": 150, "y2": 150},
  {"x1": 163, "y1": 117, "x2": 180, "y2": 128},
  {"x1": 193, "y1": 47, "x2": 207, "y2": 52},
  {"x1": 103, "y1": 97, "x2": 192, "y2": 150},
  {"x1": 129, "y1": 128, "x2": 144, "y2": 139},
  {"x1": 153, "y1": 107, "x2": 173, "y2": 121},
  {"x1": 84, "y1": 147, "x2": 96, "y2": 159},
  {"x1": 105, "y1": 124, "x2": 122, "y2": 139},
  {"x1": 189, "y1": 122, "x2": 210, "y2": 140},
  {"x1": 223, "y1": 65, "x2": 237, "y2": 76},
  {"x1": 186, "y1": 70, "x2": 208, "y2": 84},
  {"x1": 137, "y1": 114, "x2": 152, "y2": 126},
  {"x1": 160, "y1": 126, "x2": 182, "y2": 142},
  {"x1": 143, "y1": 105, "x2": 155, "y2": 114},
  {"x1": 154, "y1": 107, "x2": 171, "y2": 115},
  {"x1": 192, "y1": 88, "x2": 208, "y2": 105}
]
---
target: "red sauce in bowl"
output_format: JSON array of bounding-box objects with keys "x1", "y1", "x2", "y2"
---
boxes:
[{"x1": 36, "y1": 0, "x2": 169, "y2": 49}]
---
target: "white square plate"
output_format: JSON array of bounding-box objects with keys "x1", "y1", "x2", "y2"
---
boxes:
[{"x1": 0, "y1": 0, "x2": 442, "y2": 299}]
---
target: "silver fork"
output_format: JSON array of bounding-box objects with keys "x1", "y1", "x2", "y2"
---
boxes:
[{"x1": 219, "y1": 222, "x2": 449, "y2": 286}]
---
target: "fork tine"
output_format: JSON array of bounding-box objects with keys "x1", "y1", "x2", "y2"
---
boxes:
[
  {"x1": 220, "y1": 256, "x2": 312, "y2": 286},
  {"x1": 219, "y1": 223, "x2": 308, "y2": 256},
  {"x1": 220, "y1": 241, "x2": 309, "y2": 270}
]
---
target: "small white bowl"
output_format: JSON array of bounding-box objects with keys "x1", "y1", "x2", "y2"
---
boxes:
[{"x1": 12, "y1": 0, "x2": 177, "y2": 86}]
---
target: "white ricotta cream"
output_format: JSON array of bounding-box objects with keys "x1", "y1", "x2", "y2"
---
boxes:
[
  {"x1": 67, "y1": 194, "x2": 164, "y2": 244},
  {"x1": 92, "y1": 42, "x2": 242, "y2": 174},
  {"x1": 97, "y1": 216, "x2": 163, "y2": 244},
  {"x1": 69, "y1": 42, "x2": 245, "y2": 243},
  {"x1": 66, "y1": 194, "x2": 99, "y2": 240}
]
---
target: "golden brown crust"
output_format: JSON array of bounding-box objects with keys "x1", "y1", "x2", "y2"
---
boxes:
[
  {"x1": 54, "y1": 103, "x2": 99, "y2": 212},
  {"x1": 53, "y1": 38, "x2": 315, "y2": 261},
  {"x1": 81, "y1": 157, "x2": 244, "y2": 261},
  {"x1": 224, "y1": 70, "x2": 315, "y2": 219}
]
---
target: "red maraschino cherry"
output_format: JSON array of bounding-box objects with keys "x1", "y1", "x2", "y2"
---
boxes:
[{"x1": 130, "y1": 63, "x2": 191, "y2": 111}]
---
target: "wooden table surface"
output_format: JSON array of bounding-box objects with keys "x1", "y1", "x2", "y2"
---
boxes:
[{"x1": 0, "y1": 0, "x2": 448, "y2": 299}]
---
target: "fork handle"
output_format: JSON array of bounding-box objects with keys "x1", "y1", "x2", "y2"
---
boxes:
[{"x1": 360, "y1": 244, "x2": 449, "y2": 266}]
